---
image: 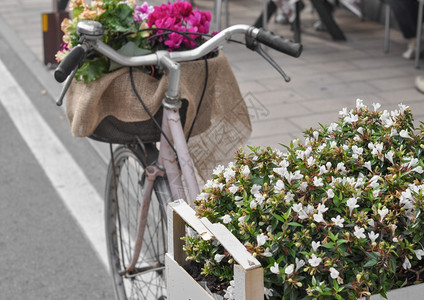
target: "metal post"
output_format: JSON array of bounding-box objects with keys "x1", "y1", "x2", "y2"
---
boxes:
[{"x1": 384, "y1": 3, "x2": 390, "y2": 53}]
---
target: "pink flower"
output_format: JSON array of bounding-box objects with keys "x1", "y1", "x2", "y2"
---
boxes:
[{"x1": 134, "y1": 2, "x2": 154, "y2": 22}]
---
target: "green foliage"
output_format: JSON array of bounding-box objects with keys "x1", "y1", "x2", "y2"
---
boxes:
[{"x1": 186, "y1": 101, "x2": 424, "y2": 299}]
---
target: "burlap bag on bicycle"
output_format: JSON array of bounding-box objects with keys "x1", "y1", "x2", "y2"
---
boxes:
[{"x1": 66, "y1": 52, "x2": 251, "y2": 180}]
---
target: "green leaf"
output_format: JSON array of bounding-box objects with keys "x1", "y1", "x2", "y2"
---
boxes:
[
  {"x1": 271, "y1": 213, "x2": 286, "y2": 223},
  {"x1": 321, "y1": 242, "x2": 335, "y2": 249},
  {"x1": 287, "y1": 222, "x2": 303, "y2": 227},
  {"x1": 336, "y1": 239, "x2": 349, "y2": 245},
  {"x1": 76, "y1": 58, "x2": 108, "y2": 83},
  {"x1": 363, "y1": 258, "x2": 378, "y2": 268}
]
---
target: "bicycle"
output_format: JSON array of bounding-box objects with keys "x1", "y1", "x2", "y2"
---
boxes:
[{"x1": 54, "y1": 19, "x2": 302, "y2": 300}]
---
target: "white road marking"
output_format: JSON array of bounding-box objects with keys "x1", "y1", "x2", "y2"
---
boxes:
[{"x1": 0, "y1": 60, "x2": 109, "y2": 272}]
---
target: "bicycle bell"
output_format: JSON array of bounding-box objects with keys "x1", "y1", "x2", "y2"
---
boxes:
[{"x1": 77, "y1": 20, "x2": 104, "y2": 40}]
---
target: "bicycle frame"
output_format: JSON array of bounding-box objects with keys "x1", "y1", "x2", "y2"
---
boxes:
[{"x1": 125, "y1": 55, "x2": 199, "y2": 274}]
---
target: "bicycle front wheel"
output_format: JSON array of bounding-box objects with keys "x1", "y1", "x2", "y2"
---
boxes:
[{"x1": 105, "y1": 145, "x2": 171, "y2": 300}]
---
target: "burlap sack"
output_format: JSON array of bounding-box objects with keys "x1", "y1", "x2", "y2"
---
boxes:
[{"x1": 66, "y1": 52, "x2": 251, "y2": 180}]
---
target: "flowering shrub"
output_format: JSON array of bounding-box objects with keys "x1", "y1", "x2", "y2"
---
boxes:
[
  {"x1": 57, "y1": 0, "x2": 212, "y2": 82},
  {"x1": 184, "y1": 100, "x2": 424, "y2": 299}
]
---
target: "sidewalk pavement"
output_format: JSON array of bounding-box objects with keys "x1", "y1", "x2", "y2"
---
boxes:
[{"x1": 1, "y1": 0, "x2": 423, "y2": 149}]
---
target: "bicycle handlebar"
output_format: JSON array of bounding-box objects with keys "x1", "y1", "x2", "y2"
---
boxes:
[
  {"x1": 54, "y1": 22, "x2": 302, "y2": 84},
  {"x1": 255, "y1": 28, "x2": 302, "y2": 57},
  {"x1": 54, "y1": 44, "x2": 87, "y2": 83}
]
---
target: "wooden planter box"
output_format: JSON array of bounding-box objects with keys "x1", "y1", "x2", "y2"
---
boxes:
[
  {"x1": 167, "y1": 201, "x2": 424, "y2": 300},
  {"x1": 166, "y1": 200, "x2": 264, "y2": 300}
]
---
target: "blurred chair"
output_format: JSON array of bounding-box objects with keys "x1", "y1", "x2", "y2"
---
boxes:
[
  {"x1": 214, "y1": 0, "x2": 229, "y2": 32},
  {"x1": 214, "y1": 0, "x2": 271, "y2": 32}
]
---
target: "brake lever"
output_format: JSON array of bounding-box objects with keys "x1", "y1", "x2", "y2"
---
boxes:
[
  {"x1": 56, "y1": 66, "x2": 78, "y2": 106},
  {"x1": 246, "y1": 37, "x2": 291, "y2": 82}
]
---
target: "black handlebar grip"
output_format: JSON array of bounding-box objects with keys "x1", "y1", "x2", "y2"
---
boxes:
[
  {"x1": 54, "y1": 45, "x2": 86, "y2": 83},
  {"x1": 256, "y1": 29, "x2": 303, "y2": 58}
]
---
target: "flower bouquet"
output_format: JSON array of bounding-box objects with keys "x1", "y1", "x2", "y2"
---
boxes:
[
  {"x1": 183, "y1": 100, "x2": 424, "y2": 299},
  {"x1": 57, "y1": 0, "x2": 213, "y2": 83}
]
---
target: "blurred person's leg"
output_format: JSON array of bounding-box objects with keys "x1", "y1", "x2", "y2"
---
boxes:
[{"x1": 387, "y1": 0, "x2": 419, "y2": 59}]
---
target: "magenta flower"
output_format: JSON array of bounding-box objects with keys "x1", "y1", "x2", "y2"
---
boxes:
[{"x1": 147, "y1": 1, "x2": 211, "y2": 51}]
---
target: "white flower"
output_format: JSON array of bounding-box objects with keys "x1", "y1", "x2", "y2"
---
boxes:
[
  {"x1": 331, "y1": 215, "x2": 345, "y2": 228},
  {"x1": 403, "y1": 257, "x2": 411, "y2": 270},
  {"x1": 346, "y1": 197, "x2": 359, "y2": 215},
  {"x1": 372, "y1": 102, "x2": 381, "y2": 111},
  {"x1": 257, "y1": 233, "x2": 267, "y2": 246},
  {"x1": 415, "y1": 249, "x2": 424, "y2": 260},
  {"x1": 295, "y1": 258, "x2": 305, "y2": 271},
  {"x1": 264, "y1": 287, "x2": 273, "y2": 300},
  {"x1": 251, "y1": 184, "x2": 261, "y2": 195},
  {"x1": 329, "y1": 267, "x2": 339, "y2": 279},
  {"x1": 364, "y1": 161, "x2": 372, "y2": 172},
  {"x1": 238, "y1": 215, "x2": 246, "y2": 225},
  {"x1": 308, "y1": 254, "x2": 322, "y2": 267},
  {"x1": 298, "y1": 210, "x2": 309, "y2": 220},
  {"x1": 292, "y1": 203, "x2": 303, "y2": 213},
  {"x1": 223, "y1": 167, "x2": 236, "y2": 181},
  {"x1": 255, "y1": 193, "x2": 266, "y2": 205},
  {"x1": 344, "y1": 113, "x2": 359, "y2": 124},
  {"x1": 357, "y1": 127, "x2": 364, "y2": 135},
  {"x1": 250, "y1": 199, "x2": 257, "y2": 210},
  {"x1": 353, "y1": 226, "x2": 366, "y2": 239},
  {"x1": 413, "y1": 166, "x2": 424, "y2": 174},
  {"x1": 400, "y1": 130, "x2": 411, "y2": 139},
  {"x1": 317, "y1": 203, "x2": 328, "y2": 214},
  {"x1": 224, "y1": 280, "x2": 235, "y2": 300},
  {"x1": 285, "y1": 264, "x2": 294, "y2": 275},
  {"x1": 313, "y1": 213, "x2": 324, "y2": 223},
  {"x1": 368, "y1": 218, "x2": 375, "y2": 227},
  {"x1": 241, "y1": 165, "x2": 250, "y2": 177},
  {"x1": 336, "y1": 162, "x2": 346, "y2": 174},
  {"x1": 312, "y1": 241, "x2": 321, "y2": 252},
  {"x1": 214, "y1": 253, "x2": 226, "y2": 263},
  {"x1": 393, "y1": 237, "x2": 399, "y2": 243},
  {"x1": 327, "y1": 189, "x2": 335, "y2": 198},
  {"x1": 274, "y1": 180, "x2": 285, "y2": 193},
  {"x1": 356, "y1": 98, "x2": 365, "y2": 109},
  {"x1": 299, "y1": 182, "x2": 308, "y2": 192},
  {"x1": 213, "y1": 165, "x2": 224, "y2": 176},
  {"x1": 399, "y1": 103, "x2": 409, "y2": 113},
  {"x1": 270, "y1": 262, "x2": 280, "y2": 274},
  {"x1": 284, "y1": 191, "x2": 295, "y2": 203},
  {"x1": 313, "y1": 177, "x2": 324, "y2": 187},
  {"x1": 352, "y1": 145, "x2": 363, "y2": 159},
  {"x1": 385, "y1": 151, "x2": 394, "y2": 164},
  {"x1": 196, "y1": 192, "x2": 209, "y2": 201},
  {"x1": 307, "y1": 156, "x2": 316, "y2": 166},
  {"x1": 221, "y1": 214, "x2": 232, "y2": 224},
  {"x1": 228, "y1": 184, "x2": 239, "y2": 194},
  {"x1": 339, "y1": 107, "x2": 348, "y2": 116},
  {"x1": 262, "y1": 248, "x2": 272, "y2": 257},
  {"x1": 273, "y1": 167, "x2": 286, "y2": 177},
  {"x1": 368, "y1": 231, "x2": 379, "y2": 243},
  {"x1": 390, "y1": 128, "x2": 398, "y2": 137},
  {"x1": 378, "y1": 208, "x2": 389, "y2": 221}
]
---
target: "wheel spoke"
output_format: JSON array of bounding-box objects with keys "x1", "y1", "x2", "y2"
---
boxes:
[{"x1": 105, "y1": 146, "x2": 169, "y2": 300}]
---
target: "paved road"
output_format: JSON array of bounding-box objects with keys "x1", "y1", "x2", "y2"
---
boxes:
[{"x1": 0, "y1": 14, "x2": 115, "y2": 300}]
